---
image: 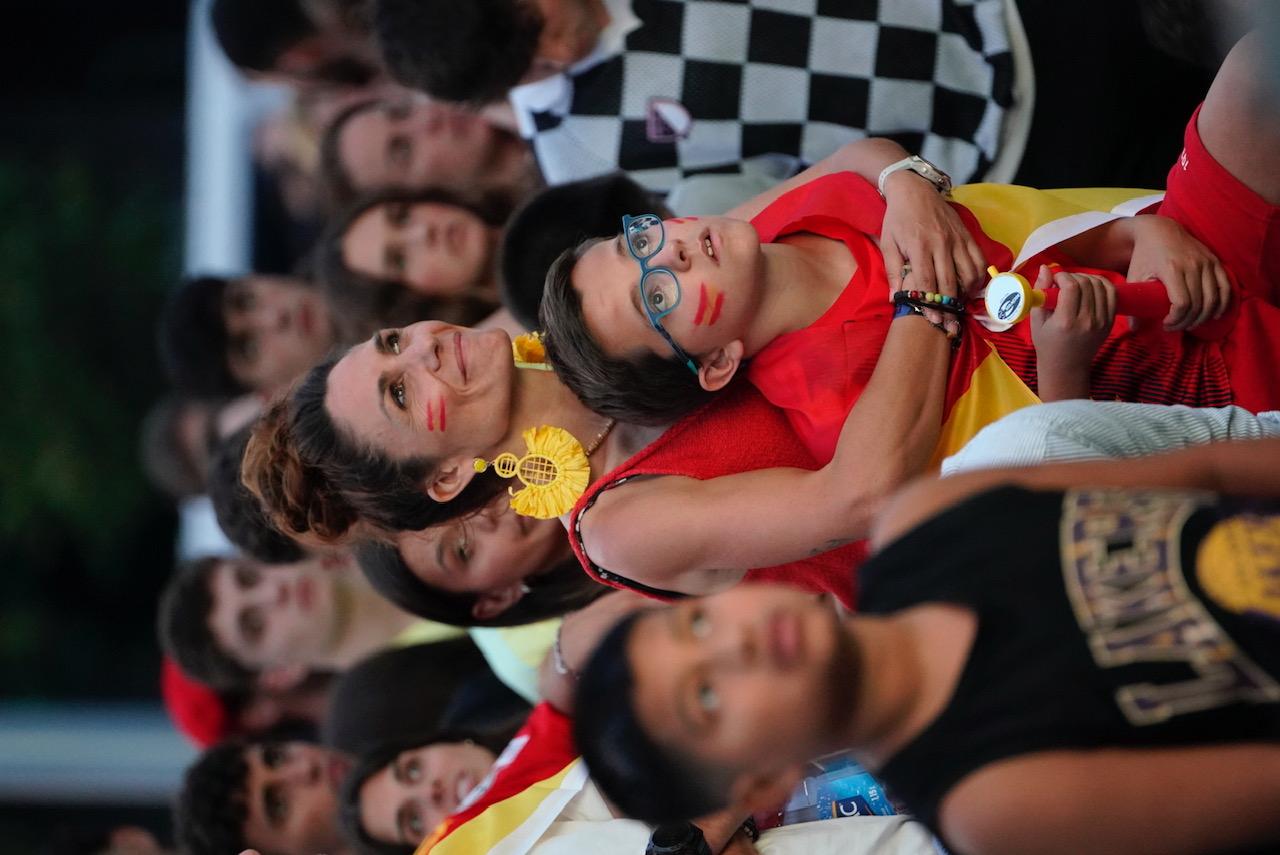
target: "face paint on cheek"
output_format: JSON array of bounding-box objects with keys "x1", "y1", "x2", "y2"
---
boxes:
[
  {"x1": 426, "y1": 400, "x2": 435, "y2": 431},
  {"x1": 665, "y1": 216, "x2": 699, "y2": 225},
  {"x1": 693, "y1": 283, "x2": 725, "y2": 326},
  {"x1": 438, "y1": 398, "x2": 446, "y2": 432}
]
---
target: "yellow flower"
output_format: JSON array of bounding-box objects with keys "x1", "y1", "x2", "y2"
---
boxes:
[{"x1": 512, "y1": 332, "x2": 547, "y2": 366}]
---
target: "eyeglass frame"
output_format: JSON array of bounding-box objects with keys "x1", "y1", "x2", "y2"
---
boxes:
[{"x1": 620, "y1": 214, "x2": 699, "y2": 375}]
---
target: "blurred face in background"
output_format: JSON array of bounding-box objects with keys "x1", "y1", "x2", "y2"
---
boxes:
[
  {"x1": 341, "y1": 201, "x2": 494, "y2": 296},
  {"x1": 207, "y1": 557, "x2": 340, "y2": 677},
  {"x1": 241, "y1": 741, "x2": 351, "y2": 855},
  {"x1": 337, "y1": 98, "x2": 507, "y2": 196},
  {"x1": 357, "y1": 741, "x2": 497, "y2": 846},
  {"x1": 223, "y1": 275, "x2": 336, "y2": 394}
]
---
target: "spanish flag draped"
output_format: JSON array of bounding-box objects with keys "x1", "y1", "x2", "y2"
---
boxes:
[
  {"x1": 937, "y1": 183, "x2": 1163, "y2": 461},
  {"x1": 746, "y1": 173, "x2": 1163, "y2": 465},
  {"x1": 415, "y1": 704, "x2": 584, "y2": 855}
]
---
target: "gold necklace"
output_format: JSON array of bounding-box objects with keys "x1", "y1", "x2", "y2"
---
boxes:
[{"x1": 583, "y1": 417, "x2": 616, "y2": 457}]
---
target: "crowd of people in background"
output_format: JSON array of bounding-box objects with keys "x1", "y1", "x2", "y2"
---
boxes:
[{"x1": 75, "y1": 0, "x2": 1280, "y2": 854}]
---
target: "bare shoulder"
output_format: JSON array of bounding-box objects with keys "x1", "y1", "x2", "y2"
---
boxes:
[{"x1": 578, "y1": 474, "x2": 704, "y2": 578}]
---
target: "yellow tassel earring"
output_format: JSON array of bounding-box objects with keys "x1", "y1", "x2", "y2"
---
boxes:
[
  {"x1": 484, "y1": 332, "x2": 615, "y2": 518},
  {"x1": 474, "y1": 422, "x2": 613, "y2": 519}
]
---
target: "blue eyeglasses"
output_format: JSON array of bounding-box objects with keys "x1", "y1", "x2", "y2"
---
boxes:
[{"x1": 621, "y1": 214, "x2": 699, "y2": 375}]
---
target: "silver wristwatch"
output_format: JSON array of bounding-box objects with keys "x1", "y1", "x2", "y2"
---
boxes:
[{"x1": 877, "y1": 155, "x2": 953, "y2": 198}]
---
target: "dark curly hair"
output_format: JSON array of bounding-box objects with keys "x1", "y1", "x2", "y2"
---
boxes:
[
  {"x1": 316, "y1": 187, "x2": 509, "y2": 332},
  {"x1": 158, "y1": 557, "x2": 256, "y2": 691},
  {"x1": 159, "y1": 275, "x2": 245, "y2": 399},
  {"x1": 173, "y1": 738, "x2": 251, "y2": 855},
  {"x1": 374, "y1": 0, "x2": 543, "y2": 105},
  {"x1": 209, "y1": 425, "x2": 307, "y2": 564},
  {"x1": 242, "y1": 359, "x2": 505, "y2": 545},
  {"x1": 211, "y1": 0, "x2": 315, "y2": 73},
  {"x1": 540, "y1": 242, "x2": 713, "y2": 426}
]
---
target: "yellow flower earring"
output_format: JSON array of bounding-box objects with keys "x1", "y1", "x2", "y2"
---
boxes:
[{"x1": 512, "y1": 331, "x2": 553, "y2": 371}]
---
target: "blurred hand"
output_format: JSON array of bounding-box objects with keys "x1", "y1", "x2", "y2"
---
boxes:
[
  {"x1": 720, "y1": 829, "x2": 762, "y2": 855},
  {"x1": 1126, "y1": 214, "x2": 1231, "y2": 330},
  {"x1": 880, "y1": 172, "x2": 986, "y2": 300}
]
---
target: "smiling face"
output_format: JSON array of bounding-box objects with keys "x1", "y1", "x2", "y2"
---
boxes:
[
  {"x1": 396, "y1": 501, "x2": 565, "y2": 594},
  {"x1": 324, "y1": 321, "x2": 514, "y2": 473},
  {"x1": 241, "y1": 741, "x2": 351, "y2": 855},
  {"x1": 337, "y1": 99, "x2": 502, "y2": 195},
  {"x1": 206, "y1": 557, "x2": 338, "y2": 673},
  {"x1": 571, "y1": 216, "x2": 764, "y2": 370},
  {"x1": 357, "y1": 741, "x2": 497, "y2": 846},
  {"x1": 224, "y1": 275, "x2": 336, "y2": 394},
  {"x1": 341, "y1": 201, "x2": 493, "y2": 297},
  {"x1": 627, "y1": 586, "x2": 856, "y2": 782}
]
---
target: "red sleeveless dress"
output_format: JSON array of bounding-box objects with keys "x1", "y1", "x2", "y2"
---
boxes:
[{"x1": 567, "y1": 380, "x2": 863, "y2": 608}]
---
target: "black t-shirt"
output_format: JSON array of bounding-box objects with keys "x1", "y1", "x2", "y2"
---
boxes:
[{"x1": 860, "y1": 485, "x2": 1280, "y2": 833}]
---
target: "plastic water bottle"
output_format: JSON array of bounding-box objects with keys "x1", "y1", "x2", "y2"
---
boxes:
[{"x1": 778, "y1": 757, "x2": 896, "y2": 825}]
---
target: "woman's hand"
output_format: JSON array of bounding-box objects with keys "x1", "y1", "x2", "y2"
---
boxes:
[
  {"x1": 880, "y1": 171, "x2": 986, "y2": 300},
  {"x1": 1030, "y1": 266, "x2": 1116, "y2": 401},
  {"x1": 1126, "y1": 214, "x2": 1231, "y2": 330}
]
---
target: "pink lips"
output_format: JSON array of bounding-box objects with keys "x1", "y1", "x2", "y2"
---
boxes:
[{"x1": 768, "y1": 611, "x2": 803, "y2": 668}]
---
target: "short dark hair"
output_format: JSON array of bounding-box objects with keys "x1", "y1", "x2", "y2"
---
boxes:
[
  {"x1": 159, "y1": 275, "x2": 246, "y2": 399},
  {"x1": 374, "y1": 0, "x2": 543, "y2": 104},
  {"x1": 158, "y1": 557, "x2": 256, "y2": 690},
  {"x1": 322, "y1": 639, "x2": 497, "y2": 756},
  {"x1": 209, "y1": 426, "x2": 307, "y2": 564},
  {"x1": 501, "y1": 174, "x2": 668, "y2": 330},
  {"x1": 242, "y1": 360, "x2": 506, "y2": 544},
  {"x1": 317, "y1": 187, "x2": 508, "y2": 333},
  {"x1": 574, "y1": 612, "x2": 732, "y2": 824},
  {"x1": 339, "y1": 726, "x2": 518, "y2": 855},
  {"x1": 140, "y1": 396, "x2": 219, "y2": 500},
  {"x1": 211, "y1": 0, "x2": 317, "y2": 73},
  {"x1": 317, "y1": 98, "x2": 384, "y2": 210},
  {"x1": 540, "y1": 244, "x2": 714, "y2": 426},
  {"x1": 355, "y1": 541, "x2": 606, "y2": 627},
  {"x1": 173, "y1": 739, "x2": 251, "y2": 855}
]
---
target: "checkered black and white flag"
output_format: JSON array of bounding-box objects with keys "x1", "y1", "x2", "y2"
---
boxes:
[{"x1": 514, "y1": 0, "x2": 1015, "y2": 192}]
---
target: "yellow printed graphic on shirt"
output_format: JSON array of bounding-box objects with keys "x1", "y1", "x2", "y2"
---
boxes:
[{"x1": 1196, "y1": 514, "x2": 1280, "y2": 619}]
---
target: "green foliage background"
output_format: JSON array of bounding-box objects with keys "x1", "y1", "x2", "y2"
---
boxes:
[{"x1": 0, "y1": 0, "x2": 187, "y2": 702}]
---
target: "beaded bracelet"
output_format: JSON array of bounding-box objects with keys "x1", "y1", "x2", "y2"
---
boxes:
[
  {"x1": 892, "y1": 289, "x2": 965, "y2": 314},
  {"x1": 894, "y1": 300, "x2": 963, "y2": 348}
]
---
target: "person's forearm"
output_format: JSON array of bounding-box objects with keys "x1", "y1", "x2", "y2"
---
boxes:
[
  {"x1": 876, "y1": 438, "x2": 1280, "y2": 549},
  {"x1": 726, "y1": 137, "x2": 913, "y2": 221},
  {"x1": 1037, "y1": 367, "x2": 1090, "y2": 402},
  {"x1": 1055, "y1": 216, "x2": 1136, "y2": 270},
  {"x1": 825, "y1": 314, "x2": 952, "y2": 532}
]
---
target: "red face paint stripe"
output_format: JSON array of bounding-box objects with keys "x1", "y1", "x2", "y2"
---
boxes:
[
  {"x1": 694, "y1": 283, "x2": 709, "y2": 325},
  {"x1": 439, "y1": 399, "x2": 446, "y2": 432},
  {"x1": 708, "y1": 292, "x2": 725, "y2": 326},
  {"x1": 426, "y1": 400, "x2": 435, "y2": 431}
]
